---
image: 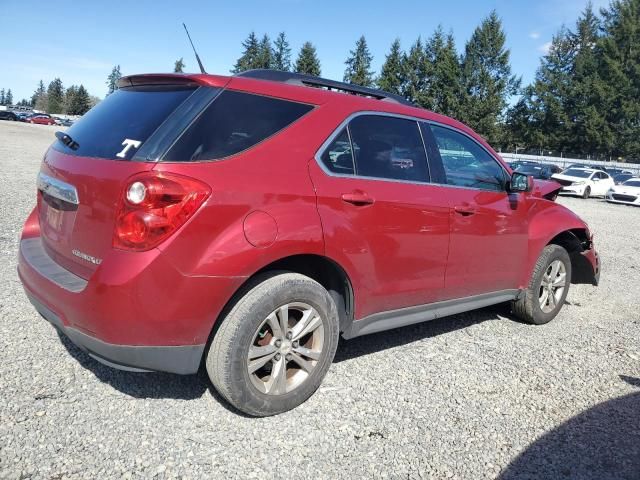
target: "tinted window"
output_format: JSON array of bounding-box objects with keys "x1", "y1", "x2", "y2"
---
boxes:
[
  {"x1": 52, "y1": 86, "x2": 196, "y2": 159},
  {"x1": 623, "y1": 180, "x2": 640, "y2": 187},
  {"x1": 320, "y1": 128, "x2": 354, "y2": 175},
  {"x1": 165, "y1": 91, "x2": 313, "y2": 162},
  {"x1": 429, "y1": 125, "x2": 505, "y2": 191},
  {"x1": 349, "y1": 115, "x2": 429, "y2": 182}
]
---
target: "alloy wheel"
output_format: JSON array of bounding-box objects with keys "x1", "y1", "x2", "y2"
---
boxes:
[
  {"x1": 247, "y1": 302, "x2": 325, "y2": 395},
  {"x1": 539, "y1": 259, "x2": 567, "y2": 313}
]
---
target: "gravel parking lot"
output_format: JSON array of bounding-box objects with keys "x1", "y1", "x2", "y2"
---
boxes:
[{"x1": 1, "y1": 121, "x2": 638, "y2": 479}]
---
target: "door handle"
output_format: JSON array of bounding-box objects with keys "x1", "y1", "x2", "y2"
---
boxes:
[
  {"x1": 454, "y1": 204, "x2": 476, "y2": 216},
  {"x1": 341, "y1": 192, "x2": 375, "y2": 206}
]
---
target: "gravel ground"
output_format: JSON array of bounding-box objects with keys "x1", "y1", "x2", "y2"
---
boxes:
[{"x1": 1, "y1": 121, "x2": 639, "y2": 480}]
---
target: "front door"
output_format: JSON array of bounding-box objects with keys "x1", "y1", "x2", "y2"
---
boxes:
[{"x1": 425, "y1": 123, "x2": 529, "y2": 299}]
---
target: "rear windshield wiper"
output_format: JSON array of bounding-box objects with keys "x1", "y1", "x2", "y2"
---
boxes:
[{"x1": 55, "y1": 131, "x2": 79, "y2": 151}]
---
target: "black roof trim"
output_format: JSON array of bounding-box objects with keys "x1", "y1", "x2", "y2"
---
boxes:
[{"x1": 236, "y1": 69, "x2": 415, "y2": 106}]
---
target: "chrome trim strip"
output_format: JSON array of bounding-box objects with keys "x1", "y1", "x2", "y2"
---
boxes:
[{"x1": 37, "y1": 172, "x2": 79, "y2": 205}]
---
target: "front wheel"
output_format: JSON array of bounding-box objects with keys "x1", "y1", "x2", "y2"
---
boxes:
[
  {"x1": 207, "y1": 272, "x2": 339, "y2": 416},
  {"x1": 582, "y1": 186, "x2": 591, "y2": 199},
  {"x1": 512, "y1": 245, "x2": 572, "y2": 325}
]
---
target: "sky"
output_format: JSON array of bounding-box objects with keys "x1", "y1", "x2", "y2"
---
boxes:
[{"x1": 1, "y1": 0, "x2": 610, "y2": 103}]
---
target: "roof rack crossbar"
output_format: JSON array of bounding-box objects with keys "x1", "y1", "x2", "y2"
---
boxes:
[{"x1": 236, "y1": 69, "x2": 414, "y2": 106}]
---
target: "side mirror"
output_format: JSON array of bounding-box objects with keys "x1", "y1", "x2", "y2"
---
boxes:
[{"x1": 509, "y1": 172, "x2": 533, "y2": 193}]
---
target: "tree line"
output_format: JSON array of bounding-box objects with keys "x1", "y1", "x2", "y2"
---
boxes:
[
  {"x1": 29, "y1": 79, "x2": 96, "y2": 115},
  {"x1": 226, "y1": 0, "x2": 639, "y2": 160}
]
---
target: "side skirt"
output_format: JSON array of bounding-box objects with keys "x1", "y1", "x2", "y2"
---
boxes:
[{"x1": 342, "y1": 289, "x2": 521, "y2": 339}]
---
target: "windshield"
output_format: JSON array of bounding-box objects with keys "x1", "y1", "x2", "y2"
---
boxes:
[
  {"x1": 52, "y1": 85, "x2": 197, "y2": 159},
  {"x1": 623, "y1": 180, "x2": 640, "y2": 187},
  {"x1": 561, "y1": 168, "x2": 593, "y2": 178}
]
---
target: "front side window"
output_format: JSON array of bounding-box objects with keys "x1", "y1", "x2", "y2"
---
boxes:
[
  {"x1": 164, "y1": 90, "x2": 313, "y2": 162},
  {"x1": 320, "y1": 128, "x2": 355, "y2": 175},
  {"x1": 348, "y1": 115, "x2": 429, "y2": 182},
  {"x1": 429, "y1": 124, "x2": 506, "y2": 191}
]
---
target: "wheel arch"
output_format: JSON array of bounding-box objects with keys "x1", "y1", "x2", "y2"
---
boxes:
[
  {"x1": 524, "y1": 203, "x2": 597, "y2": 287},
  {"x1": 205, "y1": 253, "x2": 355, "y2": 353}
]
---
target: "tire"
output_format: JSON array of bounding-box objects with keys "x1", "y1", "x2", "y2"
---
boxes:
[
  {"x1": 207, "y1": 272, "x2": 339, "y2": 417},
  {"x1": 582, "y1": 186, "x2": 591, "y2": 199},
  {"x1": 512, "y1": 245, "x2": 572, "y2": 325}
]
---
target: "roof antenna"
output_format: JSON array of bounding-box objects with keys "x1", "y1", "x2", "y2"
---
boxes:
[{"x1": 182, "y1": 23, "x2": 206, "y2": 74}]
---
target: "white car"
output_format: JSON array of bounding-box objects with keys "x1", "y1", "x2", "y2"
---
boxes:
[
  {"x1": 551, "y1": 168, "x2": 615, "y2": 199},
  {"x1": 606, "y1": 178, "x2": 640, "y2": 206}
]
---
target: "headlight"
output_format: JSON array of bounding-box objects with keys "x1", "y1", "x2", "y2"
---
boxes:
[{"x1": 573, "y1": 181, "x2": 585, "y2": 186}]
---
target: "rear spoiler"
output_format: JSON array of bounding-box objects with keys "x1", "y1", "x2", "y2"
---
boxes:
[{"x1": 118, "y1": 73, "x2": 230, "y2": 89}]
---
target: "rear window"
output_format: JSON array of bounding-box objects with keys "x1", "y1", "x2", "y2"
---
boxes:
[
  {"x1": 52, "y1": 86, "x2": 196, "y2": 159},
  {"x1": 163, "y1": 90, "x2": 313, "y2": 162}
]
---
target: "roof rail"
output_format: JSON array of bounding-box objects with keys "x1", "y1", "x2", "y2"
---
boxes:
[{"x1": 236, "y1": 69, "x2": 415, "y2": 107}]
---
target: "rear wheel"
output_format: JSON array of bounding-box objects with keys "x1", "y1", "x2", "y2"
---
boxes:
[
  {"x1": 582, "y1": 186, "x2": 591, "y2": 199},
  {"x1": 512, "y1": 245, "x2": 571, "y2": 325},
  {"x1": 207, "y1": 272, "x2": 339, "y2": 417}
]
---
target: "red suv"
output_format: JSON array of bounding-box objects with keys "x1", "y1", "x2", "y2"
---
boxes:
[{"x1": 18, "y1": 70, "x2": 600, "y2": 416}]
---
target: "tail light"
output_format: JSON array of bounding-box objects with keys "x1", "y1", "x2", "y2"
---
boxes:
[{"x1": 113, "y1": 173, "x2": 210, "y2": 251}]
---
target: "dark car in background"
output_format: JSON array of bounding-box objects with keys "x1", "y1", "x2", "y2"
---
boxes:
[
  {"x1": 513, "y1": 162, "x2": 562, "y2": 180},
  {"x1": 0, "y1": 111, "x2": 19, "y2": 121}
]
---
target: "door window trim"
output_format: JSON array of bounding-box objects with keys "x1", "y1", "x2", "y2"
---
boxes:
[{"x1": 314, "y1": 111, "x2": 433, "y2": 186}]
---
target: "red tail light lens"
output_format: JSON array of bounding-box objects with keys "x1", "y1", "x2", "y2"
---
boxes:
[{"x1": 113, "y1": 173, "x2": 210, "y2": 251}]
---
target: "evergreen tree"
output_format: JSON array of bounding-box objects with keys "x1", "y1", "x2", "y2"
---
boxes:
[
  {"x1": 106, "y1": 65, "x2": 122, "y2": 95},
  {"x1": 344, "y1": 36, "x2": 374, "y2": 86},
  {"x1": 17, "y1": 99, "x2": 31, "y2": 107},
  {"x1": 567, "y1": 4, "x2": 609, "y2": 155},
  {"x1": 0, "y1": 89, "x2": 5, "y2": 105},
  {"x1": 32, "y1": 80, "x2": 46, "y2": 107},
  {"x1": 5, "y1": 89, "x2": 12, "y2": 106},
  {"x1": 64, "y1": 85, "x2": 78, "y2": 114},
  {"x1": 257, "y1": 34, "x2": 273, "y2": 69},
  {"x1": 174, "y1": 57, "x2": 185, "y2": 73},
  {"x1": 401, "y1": 37, "x2": 429, "y2": 105},
  {"x1": 461, "y1": 11, "x2": 520, "y2": 145},
  {"x1": 377, "y1": 39, "x2": 404, "y2": 95},
  {"x1": 423, "y1": 27, "x2": 463, "y2": 117},
  {"x1": 294, "y1": 42, "x2": 321, "y2": 76},
  {"x1": 272, "y1": 32, "x2": 292, "y2": 71},
  {"x1": 232, "y1": 32, "x2": 260, "y2": 73},
  {"x1": 73, "y1": 85, "x2": 91, "y2": 115},
  {"x1": 47, "y1": 78, "x2": 65, "y2": 114},
  {"x1": 598, "y1": 0, "x2": 640, "y2": 158}
]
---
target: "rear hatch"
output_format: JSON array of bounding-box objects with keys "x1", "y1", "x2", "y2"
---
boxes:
[{"x1": 37, "y1": 82, "x2": 205, "y2": 279}]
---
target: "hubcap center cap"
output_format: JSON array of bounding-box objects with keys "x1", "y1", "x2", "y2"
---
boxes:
[{"x1": 279, "y1": 340, "x2": 292, "y2": 354}]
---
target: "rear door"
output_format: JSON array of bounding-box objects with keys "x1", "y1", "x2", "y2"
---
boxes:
[
  {"x1": 37, "y1": 84, "x2": 201, "y2": 278},
  {"x1": 309, "y1": 114, "x2": 450, "y2": 319},
  {"x1": 424, "y1": 123, "x2": 529, "y2": 299}
]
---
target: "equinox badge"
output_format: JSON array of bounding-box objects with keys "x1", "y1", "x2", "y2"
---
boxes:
[{"x1": 72, "y1": 249, "x2": 102, "y2": 265}]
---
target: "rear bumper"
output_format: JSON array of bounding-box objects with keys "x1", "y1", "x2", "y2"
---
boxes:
[
  {"x1": 18, "y1": 222, "x2": 246, "y2": 374},
  {"x1": 27, "y1": 292, "x2": 204, "y2": 374}
]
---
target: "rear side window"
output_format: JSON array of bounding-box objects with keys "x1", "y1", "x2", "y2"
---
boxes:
[
  {"x1": 164, "y1": 91, "x2": 313, "y2": 162},
  {"x1": 349, "y1": 115, "x2": 429, "y2": 182},
  {"x1": 53, "y1": 86, "x2": 196, "y2": 159},
  {"x1": 320, "y1": 128, "x2": 355, "y2": 175}
]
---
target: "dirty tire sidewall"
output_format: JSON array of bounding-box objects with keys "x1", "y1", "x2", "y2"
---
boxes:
[
  {"x1": 513, "y1": 244, "x2": 572, "y2": 325},
  {"x1": 207, "y1": 272, "x2": 339, "y2": 417}
]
